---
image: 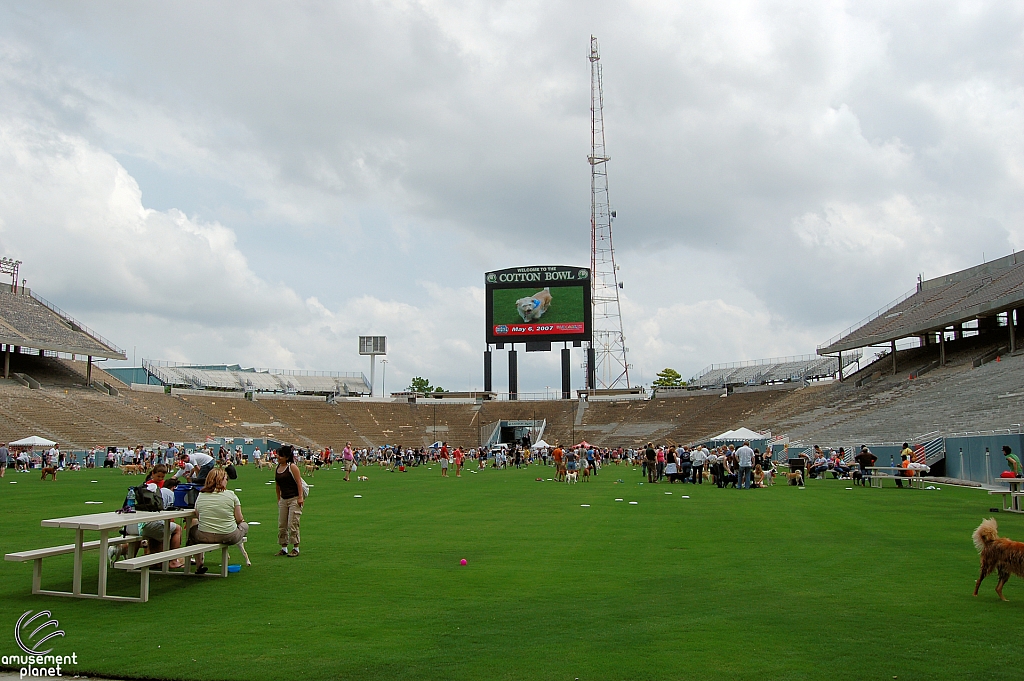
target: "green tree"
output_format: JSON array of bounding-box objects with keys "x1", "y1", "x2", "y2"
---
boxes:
[
  {"x1": 408, "y1": 377, "x2": 446, "y2": 394},
  {"x1": 652, "y1": 368, "x2": 685, "y2": 387},
  {"x1": 408, "y1": 376, "x2": 432, "y2": 393}
]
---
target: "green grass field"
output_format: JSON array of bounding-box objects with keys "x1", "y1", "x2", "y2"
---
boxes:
[
  {"x1": 491, "y1": 285, "x2": 585, "y2": 326},
  {"x1": 0, "y1": 463, "x2": 1020, "y2": 681}
]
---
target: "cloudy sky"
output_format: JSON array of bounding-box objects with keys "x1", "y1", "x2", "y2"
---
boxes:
[{"x1": 0, "y1": 1, "x2": 1021, "y2": 394}]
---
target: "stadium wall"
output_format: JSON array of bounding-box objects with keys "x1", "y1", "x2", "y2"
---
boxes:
[{"x1": 944, "y1": 434, "x2": 1024, "y2": 484}]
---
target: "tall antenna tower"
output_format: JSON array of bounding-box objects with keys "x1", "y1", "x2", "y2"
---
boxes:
[{"x1": 588, "y1": 36, "x2": 630, "y2": 389}]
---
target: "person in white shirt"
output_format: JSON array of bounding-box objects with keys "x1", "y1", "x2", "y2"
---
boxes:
[
  {"x1": 736, "y1": 441, "x2": 755, "y2": 490},
  {"x1": 691, "y1": 445, "x2": 707, "y2": 484},
  {"x1": 176, "y1": 451, "x2": 215, "y2": 485}
]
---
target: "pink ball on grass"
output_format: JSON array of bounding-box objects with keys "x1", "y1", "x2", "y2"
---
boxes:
[{"x1": 460, "y1": 559, "x2": 468, "y2": 566}]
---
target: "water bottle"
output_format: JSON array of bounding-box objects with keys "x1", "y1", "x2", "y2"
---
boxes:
[
  {"x1": 126, "y1": 487, "x2": 136, "y2": 510},
  {"x1": 890, "y1": 455, "x2": 895, "y2": 469}
]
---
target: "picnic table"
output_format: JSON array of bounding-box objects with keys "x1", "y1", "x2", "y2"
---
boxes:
[
  {"x1": 988, "y1": 478, "x2": 1024, "y2": 513},
  {"x1": 4, "y1": 509, "x2": 201, "y2": 602},
  {"x1": 866, "y1": 466, "x2": 925, "y2": 489}
]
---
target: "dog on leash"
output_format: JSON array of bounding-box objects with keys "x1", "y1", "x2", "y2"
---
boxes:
[
  {"x1": 566, "y1": 470, "x2": 578, "y2": 484},
  {"x1": 973, "y1": 518, "x2": 1024, "y2": 601},
  {"x1": 40, "y1": 466, "x2": 58, "y2": 481},
  {"x1": 786, "y1": 471, "x2": 804, "y2": 486},
  {"x1": 515, "y1": 288, "x2": 553, "y2": 322},
  {"x1": 581, "y1": 465, "x2": 590, "y2": 482}
]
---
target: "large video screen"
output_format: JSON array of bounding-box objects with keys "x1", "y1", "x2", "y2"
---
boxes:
[{"x1": 485, "y1": 266, "x2": 592, "y2": 344}]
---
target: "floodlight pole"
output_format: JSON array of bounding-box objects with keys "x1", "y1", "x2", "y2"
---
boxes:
[
  {"x1": 368, "y1": 356, "x2": 376, "y2": 397},
  {"x1": 381, "y1": 359, "x2": 388, "y2": 397}
]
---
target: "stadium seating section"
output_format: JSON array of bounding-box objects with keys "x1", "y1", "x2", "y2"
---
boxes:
[
  {"x1": 691, "y1": 353, "x2": 861, "y2": 388},
  {"x1": 0, "y1": 290, "x2": 114, "y2": 357},
  {"x1": 0, "y1": 330, "x2": 1021, "y2": 452}
]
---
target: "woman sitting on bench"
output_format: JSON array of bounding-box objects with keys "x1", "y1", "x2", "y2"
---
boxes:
[{"x1": 187, "y1": 468, "x2": 248, "y2": 575}]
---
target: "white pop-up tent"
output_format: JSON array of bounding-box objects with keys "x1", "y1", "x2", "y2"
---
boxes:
[
  {"x1": 709, "y1": 427, "x2": 765, "y2": 443},
  {"x1": 10, "y1": 436, "x2": 57, "y2": 448},
  {"x1": 531, "y1": 440, "x2": 552, "y2": 450}
]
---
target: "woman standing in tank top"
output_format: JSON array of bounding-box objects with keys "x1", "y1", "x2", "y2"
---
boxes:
[{"x1": 275, "y1": 445, "x2": 305, "y2": 557}]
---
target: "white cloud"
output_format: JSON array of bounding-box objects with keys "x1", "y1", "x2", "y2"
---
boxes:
[{"x1": 0, "y1": 1, "x2": 1021, "y2": 392}]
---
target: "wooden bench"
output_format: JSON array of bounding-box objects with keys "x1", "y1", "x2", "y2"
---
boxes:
[
  {"x1": 114, "y1": 543, "x2": 227, "y2": 602},
  {"x1": 5, "y1": 536, "x2": 144, "y2": 595},
  {"x1": 989, "y1": 490, "x2": 1024, "y2": 512}
]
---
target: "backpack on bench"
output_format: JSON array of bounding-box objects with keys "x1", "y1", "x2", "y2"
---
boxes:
[{"x1": 133, "y1": 484, "x2": 164, "y2": 512}]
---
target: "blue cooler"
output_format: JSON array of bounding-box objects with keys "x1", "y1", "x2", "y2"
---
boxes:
[{"x1": 173, "y1": 483, "x2": 201, "y2": 509}]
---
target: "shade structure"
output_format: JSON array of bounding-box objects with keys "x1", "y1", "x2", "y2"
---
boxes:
[
  {"x1": 531, "y1": 440, "x2": 552, "y2": 450},
  {"x1": 710, "y1": 427, "x2": 764, "y2": 442},
  {"x1": 10, "y1": 435, "x2": 57, "y2": 447},
  {"x1": 573, "y1": 441, "x2": 592, "y2": 449}
]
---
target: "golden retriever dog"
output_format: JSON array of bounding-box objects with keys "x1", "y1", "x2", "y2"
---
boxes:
[
  {"x1": 40, "y1": 466, "x2": 58, "y2": 481},
  {"x1": 973, "y1": 518, "x2": 1024, "y2": 601},
  {"x1": 785, "y1": 471, "x2": 804, "y2": 486},
  {"x1": 121, "y1": 464, "x2": 145, "y2": 475}
]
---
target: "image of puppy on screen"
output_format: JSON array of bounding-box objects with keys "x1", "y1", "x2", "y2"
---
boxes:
[{"x1": 515, "y1": 287, "x2": 553, "y2": 322}]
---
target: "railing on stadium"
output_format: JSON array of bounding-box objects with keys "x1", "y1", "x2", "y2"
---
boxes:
[
  {"x1": 28, "y1": 289, "x2": 125, "y2": 356},
  {"x1": 690, "y1": 350, "x2": 861, "y2": 387},
  {"x1": 141, "y1": 359, "x2": 370, "y2": 393},
  {"x1": 817, "y1": 287, "x2": 917, "y2": 351},
  {"x1": 143, "y1": 359, "x2": 365, "y2": 380}
]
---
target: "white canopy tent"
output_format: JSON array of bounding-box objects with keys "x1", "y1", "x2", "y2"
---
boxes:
[
  {"x1": 531, "y1": 440, "x2": 552, "y2": 450},
  {"x1": 710, "y1": 427, "x2": 765, "y2": 442},
  {"x1": 10, "y1": 436, "x2": 57, "y2": 448}
]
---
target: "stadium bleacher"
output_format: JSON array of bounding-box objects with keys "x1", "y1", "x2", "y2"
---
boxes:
[
  {"x1": 137, "y1": 361, "x2": 370, "y2": 396},
  {"x1": 820, "y1": 252, "x2": 1024, "y2": 355},
  {"x1": 690, "y1": 352, "x2": 861, "y2": 388},
  {"x1": 5, "y1": 255, "x2": 1024, "y2": 457},
  {"x1": 0, "y1": 286, "x2": 123, "y2": 360}
]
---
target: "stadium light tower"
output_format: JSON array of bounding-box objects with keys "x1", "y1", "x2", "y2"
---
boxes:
[
  {"x1": 589, "y1": 36, "x2": 630, "y2": 389},
  {"x1": 0, "y1": 257, "x2": 21, "y2": 293}
]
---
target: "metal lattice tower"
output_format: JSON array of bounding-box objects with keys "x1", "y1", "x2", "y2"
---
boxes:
[{"x1": 588, "y1": 36, "x2": 630, "y2": 389}]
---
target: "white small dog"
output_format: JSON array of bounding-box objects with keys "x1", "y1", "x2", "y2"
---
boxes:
[
  {"x1": 357, "y1": 475, "x2": 369, "y2": 481},
  {"x1": 516, "y1": 288, "x2": 553, "y2": 322},
  {"x1": 566, "y1": 470, "x2": 578, "y2": 484}
]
